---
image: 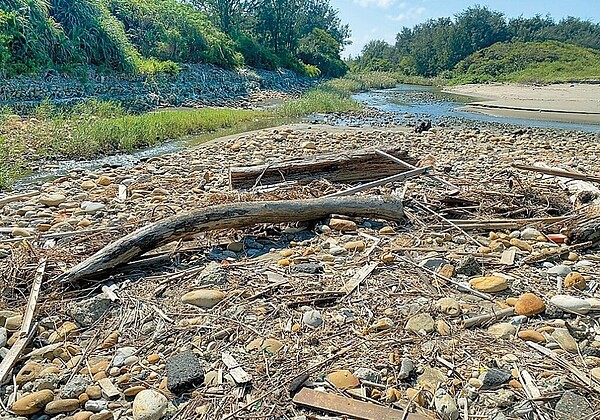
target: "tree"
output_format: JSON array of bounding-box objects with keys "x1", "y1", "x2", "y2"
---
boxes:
[{"x1": 297, "y1": 28, "x2": 347, "y2": 76}]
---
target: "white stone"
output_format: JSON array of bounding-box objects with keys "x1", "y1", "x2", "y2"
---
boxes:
[
  {"x1": 550, "y1": 295, "x2": 591, "y2": 314},
  {"x1": 133, "y1": 389, "x2": 168, "y2": 420}
]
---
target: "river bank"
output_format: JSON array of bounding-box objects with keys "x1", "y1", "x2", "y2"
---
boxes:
[
  {"x1": 444, "y1": 83, "x2": 600, "y2": 125},
  {"x1": 1, "y1": 119, "x2": 599, "y2": 419}
]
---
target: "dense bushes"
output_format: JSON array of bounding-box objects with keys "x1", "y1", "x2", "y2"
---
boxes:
[
  {"x1": 451, "y1": 41, "x2": 600, "y2": 84},
  {"x1": 0, "y1": 0, "x2": 349, "y2": 78}
]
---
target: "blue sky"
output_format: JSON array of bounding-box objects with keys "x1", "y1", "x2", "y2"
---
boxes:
[{"x1": 330, "y1": 0, "x2": 600, "y2": 57}]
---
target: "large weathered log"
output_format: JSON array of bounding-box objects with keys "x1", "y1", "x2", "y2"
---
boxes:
[
  {"x1": 229, "y1": 148, "x2": 415, "y2": 189},
  {"x1": 57, "y1": 196, "x2": 404, "y2": 284}
]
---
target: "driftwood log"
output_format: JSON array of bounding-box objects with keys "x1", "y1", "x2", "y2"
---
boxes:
[
  {"x1": 57, "y1": 196, "x2": 404, "y2": 284},
  {"x1": 229, "y1": 148, "x2": 415, "y2": 190},
  {"x1": 569, "y1": 207, "x2": 600, "y2": 244}
]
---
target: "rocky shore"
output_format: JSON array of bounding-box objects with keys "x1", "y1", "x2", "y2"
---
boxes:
[
  {"x1": 0, "y1": 65, "x2": 316, "y2": 113},
  {"x1": 0, "y1": 118, "x2": 599, "y2": 419}
]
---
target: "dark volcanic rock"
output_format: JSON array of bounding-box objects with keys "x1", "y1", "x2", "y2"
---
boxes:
[{"x1": 166, "y1": 350, "x2": 205, "y2": 394}]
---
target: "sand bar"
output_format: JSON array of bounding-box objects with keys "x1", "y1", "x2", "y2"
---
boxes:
[{"x1": 444, "y1": 83, "x2": 600, "y2": 125}]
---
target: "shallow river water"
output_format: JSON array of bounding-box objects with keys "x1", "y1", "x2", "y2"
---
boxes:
[{"x1": 354, "y1": 84, "x2": 600, "y2": 133}]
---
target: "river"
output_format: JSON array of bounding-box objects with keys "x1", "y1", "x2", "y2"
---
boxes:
[
  {"x1": 353, "y1": 84, "x2": 600, "y2": 133},
  {"x1": 15, "y1": 84, "x2": 600, "y2": 188}
]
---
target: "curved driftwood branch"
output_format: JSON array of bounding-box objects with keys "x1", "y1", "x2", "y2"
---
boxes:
[{"x1": 57, "y1": 196, "x2": 404, "y2": 284}]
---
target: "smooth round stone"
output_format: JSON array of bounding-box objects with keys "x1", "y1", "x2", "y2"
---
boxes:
[
  {"x1": 469, "y1": 276, "x2": 508, "y2": 293},
  {"x1": 550, "y1": 295, "x2": 591, "y2": 314},
  {"x1": 564, "y1": 272, "x2": 586, "y2": 290},
  {"x1": 514, "y1": 293, "x2": 545, "y2": 316},
  {"x1": 552, "y1": 329, "x2": 579, "y2": 353},
  {"x1": 326, "y1": 370, "x2": 360, "y2": 389},
  {"x1": 40, "y1": 194, "x2": 66, "y2": 206},
  {"x1": 11, "y1": 390, "x2": 54, "y2": 415},
  {"x1": 518, "y1": 330, "x2": 546, "y2": 343},
  {"x1": 302, "y1": 310, "x2": 323, "y2": 328},
  {"x1": 488, "y1": 323, "x2": 516, "y2": 339},
  {"x1": 45, "y1": 399, "x2": 80, "y2": 414},
  {"x1": 181, "y1": 289, "x2": 226, "y2": 309},
  {"x1": 133, "y1": 389, "x2": 168, "y2": 420}
]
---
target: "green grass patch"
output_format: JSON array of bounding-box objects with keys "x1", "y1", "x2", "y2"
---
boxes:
[
  {"x1": 450, "y1": 40, "x2": 600, "y2": 84},
  {"x1": 61, "y1": 108, "x2": 269, "y2": 158}
]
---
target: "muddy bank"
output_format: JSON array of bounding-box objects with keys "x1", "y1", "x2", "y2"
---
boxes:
[{"x1": 0, "y1": 65, "x2": 317, "y2": 113}]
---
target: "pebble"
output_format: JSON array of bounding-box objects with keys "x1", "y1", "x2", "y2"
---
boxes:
[
  {"x1": 552, "y1": 329, "x2": 579, "y2": 353},
  {"x1": 417, "y1": 367, "x2": 446, "y2": 392},
  {"x1": 518, "y1": 330, "x2": 546, "y2": 343},
  {"x1": 481, "y1": 368, "x2": 511, "y2": 389},
  {"x1": 550, "y1": 295, "x2": 592, "y2": 314},
  {"x1": 488, "y1": 323, "x2": 516, "y2": 339},
  {"x1": 469, "y1": 276, "x2": 508, "y2": 293},
  {"x1": 435, "y1": 298, "x2": 461, "y2": 316},
  {"x1": 113, "y1": 347, "x2": 136, "y2": 367},
  {"x1": 39, "y1": 193, "x2": 66, "y2": 206},
  {"x1": 398, "y1": 358, "x2": 414, "y2": 380},
  {"x1": 434, "y1": 389, "x2": 459, "y2": 420},
  {"x1": 86, "y1": 385, "x2": 102, "y2": 400},
  {"x1": 520, "y1": 228, "x2": 541, "y2": 240},
  {"x1": 564, "y1": 272, "x2": 586, "y2": 290},
  {"x1": 405, "y1": 313, "x2": 435, "y2": 334},
  {"x1": 0, "y1": 326, "x2": 6, "y2": 347},
  {"x1": 548, "y1": 265, "x2": 571, "y2": 276},
  {"x1": 302, "y1": 310, "x2": 323, "y2": 328},
  {"x1": 353, "y1": 368, "x2": 380, "y2": 383},
  {"x1": 514, "y1": 293, "x2": 545, "y2": 316},
  {"x1": 328, "y1": 218, "x2": 356, "y2": 232},
  {"x1": 74, "y1": 412, "x2": 94, "y2": 420},
  {"x1": 61, "y1": 375, "x2": 91, "y2": 399},
  {"x1": 133, "y1": 389, "x2": 168, "y2": 420},
  {"x1": 90, "y1": 411, "x2": 114, "y2": 420},
  {"x1": 344, "y1": 240, "x2": 365, "y2": 251},
  {"x1": 326, "y1": 370, "x2": 360, "y2": 389},
  {"x1": 555, "y1": 391, "x2": 593, "y2": 420},
  {"x1": 181, "y1": 289, "x2": 226, "y2": 309},
  {"x1": 11, "y1": 390, "x2": 54, "y2": 415},
  {"x1": 44, "y1": 399, "x2": 80, "y2": 415}
]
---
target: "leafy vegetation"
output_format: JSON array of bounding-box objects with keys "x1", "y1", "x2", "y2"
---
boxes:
[
  {"x1": 353, "y1": 6, "x2": 600, "y2": 82},
  {"x1": 0, "y1": 0, "x2": 349, "y2": 77},
  {"x1": 0, "y1": 101, "x2": 269, "y2": 187},
  {"x1": 450, "y1": 41, "x2": 600, "y2": 84}
]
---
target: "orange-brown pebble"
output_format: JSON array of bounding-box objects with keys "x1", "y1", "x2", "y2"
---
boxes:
[
  {"x1": 564, "y1": 272, "x2": 586, "y2": 290},
  {"x1": 74, "y1": 412, "x2": 93, "y2": 420},
  {"x1": 518, "y1": 330, "x2": 546, "y2": 343},
  {"x1": 78, "y1": 393, "x2": 90, "y2": 404},
  {"x1": 147, "y1": 354, "x2": 160, "y2": 364},
  {"x1": 277, "y1": 259, "x2": 291, "y2": 267},
  {"x1": 123, "y1": 386, "x2": 146, "y2": 397},
  {"x1": 514, "y1": 293, "x2": 545, "y2": 316},
  {"x1": 509, "y1": 379, "x2": 522, "y2": 389}
]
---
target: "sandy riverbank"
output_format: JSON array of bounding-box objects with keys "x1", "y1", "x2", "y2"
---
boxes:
[{"x1": 444, "y1": 83, "x2": 600, "y2": 125}]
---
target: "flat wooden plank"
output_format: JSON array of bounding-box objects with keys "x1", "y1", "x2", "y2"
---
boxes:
[
  {"x1": 340, "y1": 262, "x2": 379, "y2": 295},
  {"x1": 293, "y1": 388, "x2": 432, "y2": 420}
]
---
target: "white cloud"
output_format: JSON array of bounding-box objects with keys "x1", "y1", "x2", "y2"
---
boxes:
[
  {"x1": 387, "y1": 6, "x2": 426, "y2": 22},
  {"x1": 353, "y1": 0, "x2": 396, "y2": 8}
]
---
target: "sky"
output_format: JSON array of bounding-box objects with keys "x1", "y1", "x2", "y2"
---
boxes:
[{"x1": 330, "y1": 0, "x2": 600, "y2": 58}]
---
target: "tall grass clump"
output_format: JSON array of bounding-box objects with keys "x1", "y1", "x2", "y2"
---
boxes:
[
  {"x1": 63, "y1": 108, "x2": 266, "y2": 157},
  {"x1": 277, "y1": 86, "x2": 361, "y2": 117}
]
